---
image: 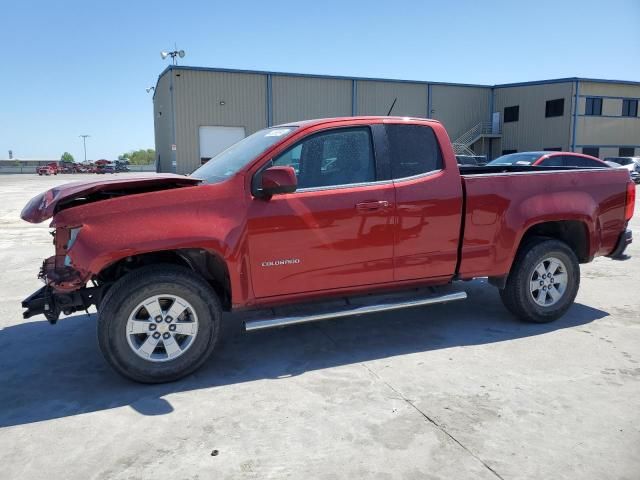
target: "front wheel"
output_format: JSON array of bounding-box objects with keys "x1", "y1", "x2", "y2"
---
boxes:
[
  {"x1": 500, "y1": 238, "x2": 580, "y2": 323},
  {"x1": 98, "y1": 265, "x2": 221, "y2": 383}
]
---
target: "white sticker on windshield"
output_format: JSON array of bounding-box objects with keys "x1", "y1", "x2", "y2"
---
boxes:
[
  {"x1": 265, "y1": 129, "x2": 290, "y2": 137},
  {"x1": 516, "y1": 161, "x2": 532, "y2": 165}
]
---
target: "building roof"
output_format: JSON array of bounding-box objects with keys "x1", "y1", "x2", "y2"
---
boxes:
[{"x1": 155, "y1": 65, "x2": 640, "y2": 99}]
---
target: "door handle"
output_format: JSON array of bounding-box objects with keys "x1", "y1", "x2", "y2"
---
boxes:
[{"x1": 356, "y1": 200, "x2": 390, "y2": 212}]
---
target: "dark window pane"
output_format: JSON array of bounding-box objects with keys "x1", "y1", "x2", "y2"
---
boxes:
[
  {"x1": 585, "y1": 97, "x2": 602, "y2": 116},
  {"x1": 504, "y1": 105, "x2": 519, "y2": 123},
  {"x1": 563, "y1": 155, "x2": 604, "y2": 167},
  {"x1": 540, "y1": 156, "x2": 563, "y2": 166},
  {"x1": 273, "y1": 127, "x2": 375, "y2": 189},
  {"x1": 582, "y1": 147, "x2": 600, "y2": 158},
  {"x1": 545, "y1": 98, "x2": 565, "y2": 117},
  {"x1": 622, "y1": 99, "x2": 638, "y2": 117},
  {"x1": 619, "y1": 147, "x2": 635, "y2": 156},
  {"x1": 502, "y1": 149, "x2": 517, "y2": 155},
  {"x1": 544, "y1": 147, "x2": 562, "y2": 151},
  {"x1": 385, "y1": 124, "x2": 443, "y2": 179}
]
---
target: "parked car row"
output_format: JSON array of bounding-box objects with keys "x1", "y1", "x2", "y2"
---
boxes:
[{"x1": 36, "y1": 160, "x2": 130, "y2": 175}]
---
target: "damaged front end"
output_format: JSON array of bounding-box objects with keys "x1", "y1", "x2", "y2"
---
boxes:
[{"x1": 22, "y1": 228, "x2": 104, "y2": 324}]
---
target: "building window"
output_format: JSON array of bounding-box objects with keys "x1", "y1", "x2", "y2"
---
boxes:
[
  {"x1": 582, "y1": 147, "x2": 600, "y2": 158},
  {"x1": 622, "y1": 99, "x2": 638, "y2": 117},
  {"x1": 544, "y1": 147, "x2": 561, "y2": 151},
  {"x1": 545, "y1": 98, "x2": 564, "y2": 118},
  {"x1": 585, "y1": 97, "x2": 602, "y2": 116},
  {"x1": 619, "y1": 147, "x2": 635, "y2": 157},
  {"x1": 504, "y1": 105, "x2": 519, "y2": 123},
  {"x1": 502, "y1": 149, "x2": 517, "y2": 155}
]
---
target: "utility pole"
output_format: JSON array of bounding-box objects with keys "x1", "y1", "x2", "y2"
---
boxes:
[{"x1": 79, "y1": 135, "x2": 90, "y2": 162}]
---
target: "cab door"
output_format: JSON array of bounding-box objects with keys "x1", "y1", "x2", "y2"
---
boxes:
[
  {"x1": 385, "y1": 123, "x2": 463, "y2": 281},
  {"x1": 246, "y1": 126, "x2": 395, "y2": 298}
]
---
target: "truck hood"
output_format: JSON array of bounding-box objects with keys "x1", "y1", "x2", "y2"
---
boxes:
[{"x1": 21, "y1": 174, "x2": 202, "y2": 224}]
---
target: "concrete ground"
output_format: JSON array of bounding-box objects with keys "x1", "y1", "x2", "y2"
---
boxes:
[{"x1": 0, "y1": 173, "x2": 638, "y2": 480}]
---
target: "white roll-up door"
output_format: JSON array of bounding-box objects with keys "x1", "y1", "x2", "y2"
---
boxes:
[{"x1": 199, "y1": 126, "x2": 246, "y2": 163}]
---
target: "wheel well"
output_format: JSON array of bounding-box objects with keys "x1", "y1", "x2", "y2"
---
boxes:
[
  {"x1": 97, "y1": 249, "x2": 232, "y2": 310},
  {"x1": 520, "y1": 220, "x2": 590, "y2": 263}
]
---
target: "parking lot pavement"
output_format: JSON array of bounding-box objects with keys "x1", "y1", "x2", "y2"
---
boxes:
[{"x1": 0, "y1": 173, "x2": 638, "y2": 480}]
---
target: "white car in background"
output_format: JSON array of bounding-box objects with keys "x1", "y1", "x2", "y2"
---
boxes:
[{"x1": 604, "y1": 157, "x2": 640, "y2": 184}]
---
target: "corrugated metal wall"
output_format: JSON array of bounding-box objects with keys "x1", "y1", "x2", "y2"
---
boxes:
[
  {"x1": 173, "y1": 70, "x2": 267, "y2": 174},
  {"x1": 271, "y1": 76, "x2": 352, "y2": 125},
  {"x1": 356, "y1": 81, "x2": 427, "y2": 117},
  {"x1": 154, "y1": 67, "x2": 640, "y2": 171},
  {"x1": 153, "y1": 73, "x2": 174, "y2": 173},
  {"x1": 430, "y1": 85, "x2": 491, "y2": 140},
  {"x1": 494, "y1": 82, "x2": 574, "y2": 153},
  {"x1": 574, "y1": 81, "x2": 640, "y2": 156}
]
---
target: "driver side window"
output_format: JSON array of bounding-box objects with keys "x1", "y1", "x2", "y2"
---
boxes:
[{"x1": 272, "y1": 127, "x2": 375, "y2": 190}]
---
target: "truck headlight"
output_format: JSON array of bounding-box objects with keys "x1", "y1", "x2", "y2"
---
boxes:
[{"x1": 64, "y1": 227, "x2": 82, "y2": 266}]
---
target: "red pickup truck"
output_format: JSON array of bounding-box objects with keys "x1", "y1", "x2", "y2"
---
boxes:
[
  {"x1": 21, "y1": 117, "x2": 635, "y2": 383},
  {"x1": 36, "y1": 162, "x2": 59, "y2": 176}
]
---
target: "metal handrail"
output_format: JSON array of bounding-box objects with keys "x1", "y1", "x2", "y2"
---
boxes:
[{"x1": 454, "y1": 121, "x2": 501, "y2": 147}]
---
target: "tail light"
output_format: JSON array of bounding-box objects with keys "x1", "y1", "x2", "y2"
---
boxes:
[{"x1": 625, "y1": 182, "x2": 636, "y2": 221}]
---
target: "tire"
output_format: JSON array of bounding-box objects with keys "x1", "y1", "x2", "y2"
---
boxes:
[
  {"x1": 499, "y1": 238, "x2": 580, "y2": 323},
  {"x1": 98, "y1": 264, "x2": 221, "y2": 383}
]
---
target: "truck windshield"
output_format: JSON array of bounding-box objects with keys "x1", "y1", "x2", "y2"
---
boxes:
[
  {"x1": 191, "y1": 127, "x2": 298, "y2": 183},
  {"x1": 487, "y1": 153, "x2": 543, "y2": 166}
]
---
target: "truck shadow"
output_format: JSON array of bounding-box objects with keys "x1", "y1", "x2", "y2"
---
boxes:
[{"x1": 0, "y1": 279, "x2": 608, "y2": 428}]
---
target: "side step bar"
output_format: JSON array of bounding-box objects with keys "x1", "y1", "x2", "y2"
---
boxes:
[{"x1": 244, "y1": 291, "x2": 467, "y2": 332}]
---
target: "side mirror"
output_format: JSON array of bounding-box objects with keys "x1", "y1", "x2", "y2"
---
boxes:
[{"x1": 259, "y1": 166, "x2": 297, "y2": 197}]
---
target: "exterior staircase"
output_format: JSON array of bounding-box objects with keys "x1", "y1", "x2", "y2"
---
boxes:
[{"x1": 452, "y1": 121, "x2": 501, "y2": 155}]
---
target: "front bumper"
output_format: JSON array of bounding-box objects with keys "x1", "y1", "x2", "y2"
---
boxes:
[
  {"x1": 607, "y1": 228, "x2": 632, "y2": 259},
  {"x1": 22, "y1": 285, "x2": 105, "y2": 324}
]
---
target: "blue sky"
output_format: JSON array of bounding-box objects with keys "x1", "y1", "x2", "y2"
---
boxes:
[{"x1": 1, "y1": 0, "x2": 638, "y2": 161}]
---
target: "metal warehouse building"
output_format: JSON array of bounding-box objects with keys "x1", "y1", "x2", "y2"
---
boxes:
[{"x1": 152, "y1": 66, "x2": 640, "y2": 174}]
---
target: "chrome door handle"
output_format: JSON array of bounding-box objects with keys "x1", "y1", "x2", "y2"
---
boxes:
[{"x1": 356, "y1": 200, "x2": 390, "y2": 211}]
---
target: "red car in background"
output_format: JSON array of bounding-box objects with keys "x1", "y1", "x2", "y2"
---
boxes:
[{"x1": 487, "y1": 151, "x2": 608, "y2": 168}]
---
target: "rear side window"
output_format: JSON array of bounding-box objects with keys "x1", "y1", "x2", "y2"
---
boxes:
[
  {"x1": 563, "y1": 155, "x2": 604, "y2": 168},
  {"x1": 385, "y1": 124, "x2": 442, "y2": 179}
]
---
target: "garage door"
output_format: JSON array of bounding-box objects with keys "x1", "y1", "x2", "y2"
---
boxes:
[{"x1": 199, "y1": 126, "x2": 246, "y2": 164}]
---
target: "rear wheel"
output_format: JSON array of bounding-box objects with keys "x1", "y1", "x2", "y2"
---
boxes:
[
  {"x1": 500, "y1": 238, "x2": 580, "y2": 323},
  {"x1": 98, "y1": 265, "x2": 221, "y2": 383}
]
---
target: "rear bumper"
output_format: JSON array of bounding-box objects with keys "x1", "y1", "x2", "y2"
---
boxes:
[{"x1": 607, "y1": 228, "x2": 632, "y2": 259}]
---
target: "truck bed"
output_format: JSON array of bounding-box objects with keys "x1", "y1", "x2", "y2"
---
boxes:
[{"x1": 457, "y1": 166, "x2": 630, "y2": 279}]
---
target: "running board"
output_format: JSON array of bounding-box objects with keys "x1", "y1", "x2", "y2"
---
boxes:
[{"x1": 244, "y1": 290, "x2": 467, "y2": 332}]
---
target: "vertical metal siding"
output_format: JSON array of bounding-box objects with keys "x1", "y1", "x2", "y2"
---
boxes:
[
  {"x1": 573, "y1": 81, "x2": 640, "y2": 155},
  {"x1": 356, "y1": 81, "x2": 428, "y2": 117},
  {"x1": 429, "y1": 86, "x2": 491, "y2": 140},
  {"x1": 271, "y1": 76, "x2": 352, "y2": 125},
  {"x1": 173, "y1": 70, "x2": 267, "y2": 174},
  {"x1": 153, "y1": 73, "x2": 174, "y2": 173},
  {"x1": 494, "y1": 82, "x2": 574, "y2": 152}
]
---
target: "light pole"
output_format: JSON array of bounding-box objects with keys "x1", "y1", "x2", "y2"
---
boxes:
[{"x1": 79, "y1": 135, "x2": 90, "y2": 163}]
